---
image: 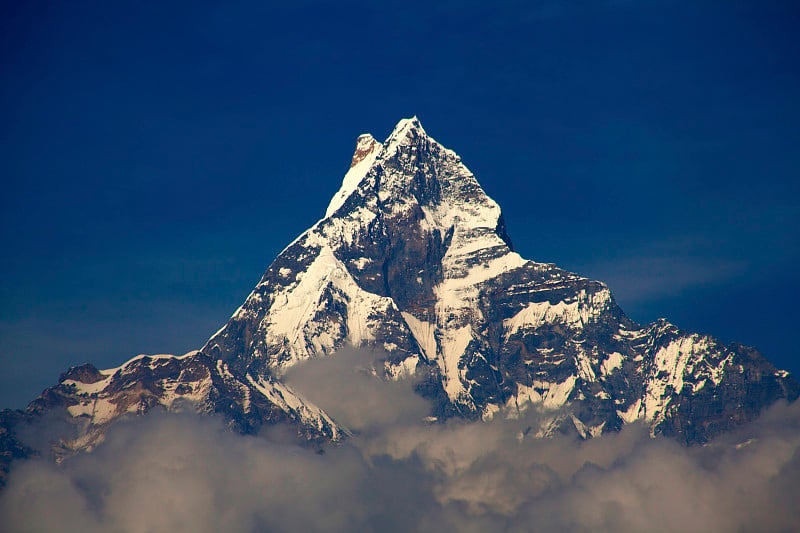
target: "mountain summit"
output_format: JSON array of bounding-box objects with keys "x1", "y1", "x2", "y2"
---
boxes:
[{"x1": 4, "y1": 117, "x2": 797, "y2": 477}]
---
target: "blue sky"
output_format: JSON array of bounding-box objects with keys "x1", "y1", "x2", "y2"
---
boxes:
[{"x1": 1, "y1": 0, "x2": 798, "y2": 407}]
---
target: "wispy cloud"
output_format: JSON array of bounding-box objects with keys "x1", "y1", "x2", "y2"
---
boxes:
[
  {"x1": 2, "y1": 351, "x2": 799, "y2": 531},
  {"x1": 568, "y1": 234, "x2": 752, "y2": 305}
]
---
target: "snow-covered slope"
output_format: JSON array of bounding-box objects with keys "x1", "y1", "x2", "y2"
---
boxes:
[{"x1": 8, "y1": 117, "x2": 798, "y2": 464}]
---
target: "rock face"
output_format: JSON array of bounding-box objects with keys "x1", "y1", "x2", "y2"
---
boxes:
[{"x1": 4, "y1": 117, "x2": 798, "y2": 469}]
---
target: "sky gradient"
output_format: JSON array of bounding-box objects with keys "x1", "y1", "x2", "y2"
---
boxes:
[{"x1": 1, "y1": 0, "x2": 799, "y2": 407}]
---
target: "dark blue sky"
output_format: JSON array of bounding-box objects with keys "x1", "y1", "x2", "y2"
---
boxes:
[{"x1": 1, "y1": 0, "x2": 798, "y2": 407}]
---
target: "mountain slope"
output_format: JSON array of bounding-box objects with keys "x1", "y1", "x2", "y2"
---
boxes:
[{"x1": 6, "y1": 117, "x2": 798, "y2": 468}]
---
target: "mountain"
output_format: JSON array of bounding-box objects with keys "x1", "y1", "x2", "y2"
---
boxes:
[{"x1": 2, "y1": 117, "x2": 797, "y2": 481}]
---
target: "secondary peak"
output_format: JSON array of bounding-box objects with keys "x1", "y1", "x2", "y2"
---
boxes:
[{"x1": 350, "y1": 134, "x2": 381, "y2": 168}]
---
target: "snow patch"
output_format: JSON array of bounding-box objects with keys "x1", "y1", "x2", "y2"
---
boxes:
[
  {"x1": 385, "y1": 356, "x2": 419, "y2": 380},
  {"x1": 617, "y1": 399, "x2": 642, "y2": 424},
  {"x1": 601, "y1": 352, "x2": 624, "y2": 377},
  {"x1": 503, "y1": 288, "x2": 611, "y2": 339},
  {"x1": 401, "y1": 312, "x2": 437, "y2": 363}
]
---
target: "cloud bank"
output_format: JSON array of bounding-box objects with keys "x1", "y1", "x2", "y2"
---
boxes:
[{"x1": 2, "y1": 350, "x2": 799, "y2": 532}]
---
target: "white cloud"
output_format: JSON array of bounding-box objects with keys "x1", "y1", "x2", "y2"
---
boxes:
[{"x1": 2, "y1": 351, "x2": 799, "y2": 532}]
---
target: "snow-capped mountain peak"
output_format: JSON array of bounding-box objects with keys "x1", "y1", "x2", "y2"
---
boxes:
[
  {"x1": 11, "y1": 117, "x2": 798, "y2": 465},
  {"x1": 383, "y1": 115, "x2": 426, "y2": 148},
  {"x1": 197, "y1": 117, "x2": 796, "y2": 442}
]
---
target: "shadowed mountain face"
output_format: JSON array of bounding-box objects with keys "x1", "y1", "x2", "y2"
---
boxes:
[{"x1": 2, "y1": 117, "x2": 797, "y2": 481}]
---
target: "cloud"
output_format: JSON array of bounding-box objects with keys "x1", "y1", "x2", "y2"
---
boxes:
[
  {"x1": 2, "y1": 350, "x2": 799, "y2": 532},
  {"x1": 567, "y1": 234, "x2": 752, "y2": 306},
  {"x1": 283, "y1": 347, "x2": 430, "y2": 432},
  {"x1": 593, "y1": 253, "x2": 748, "y2": 303}
]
